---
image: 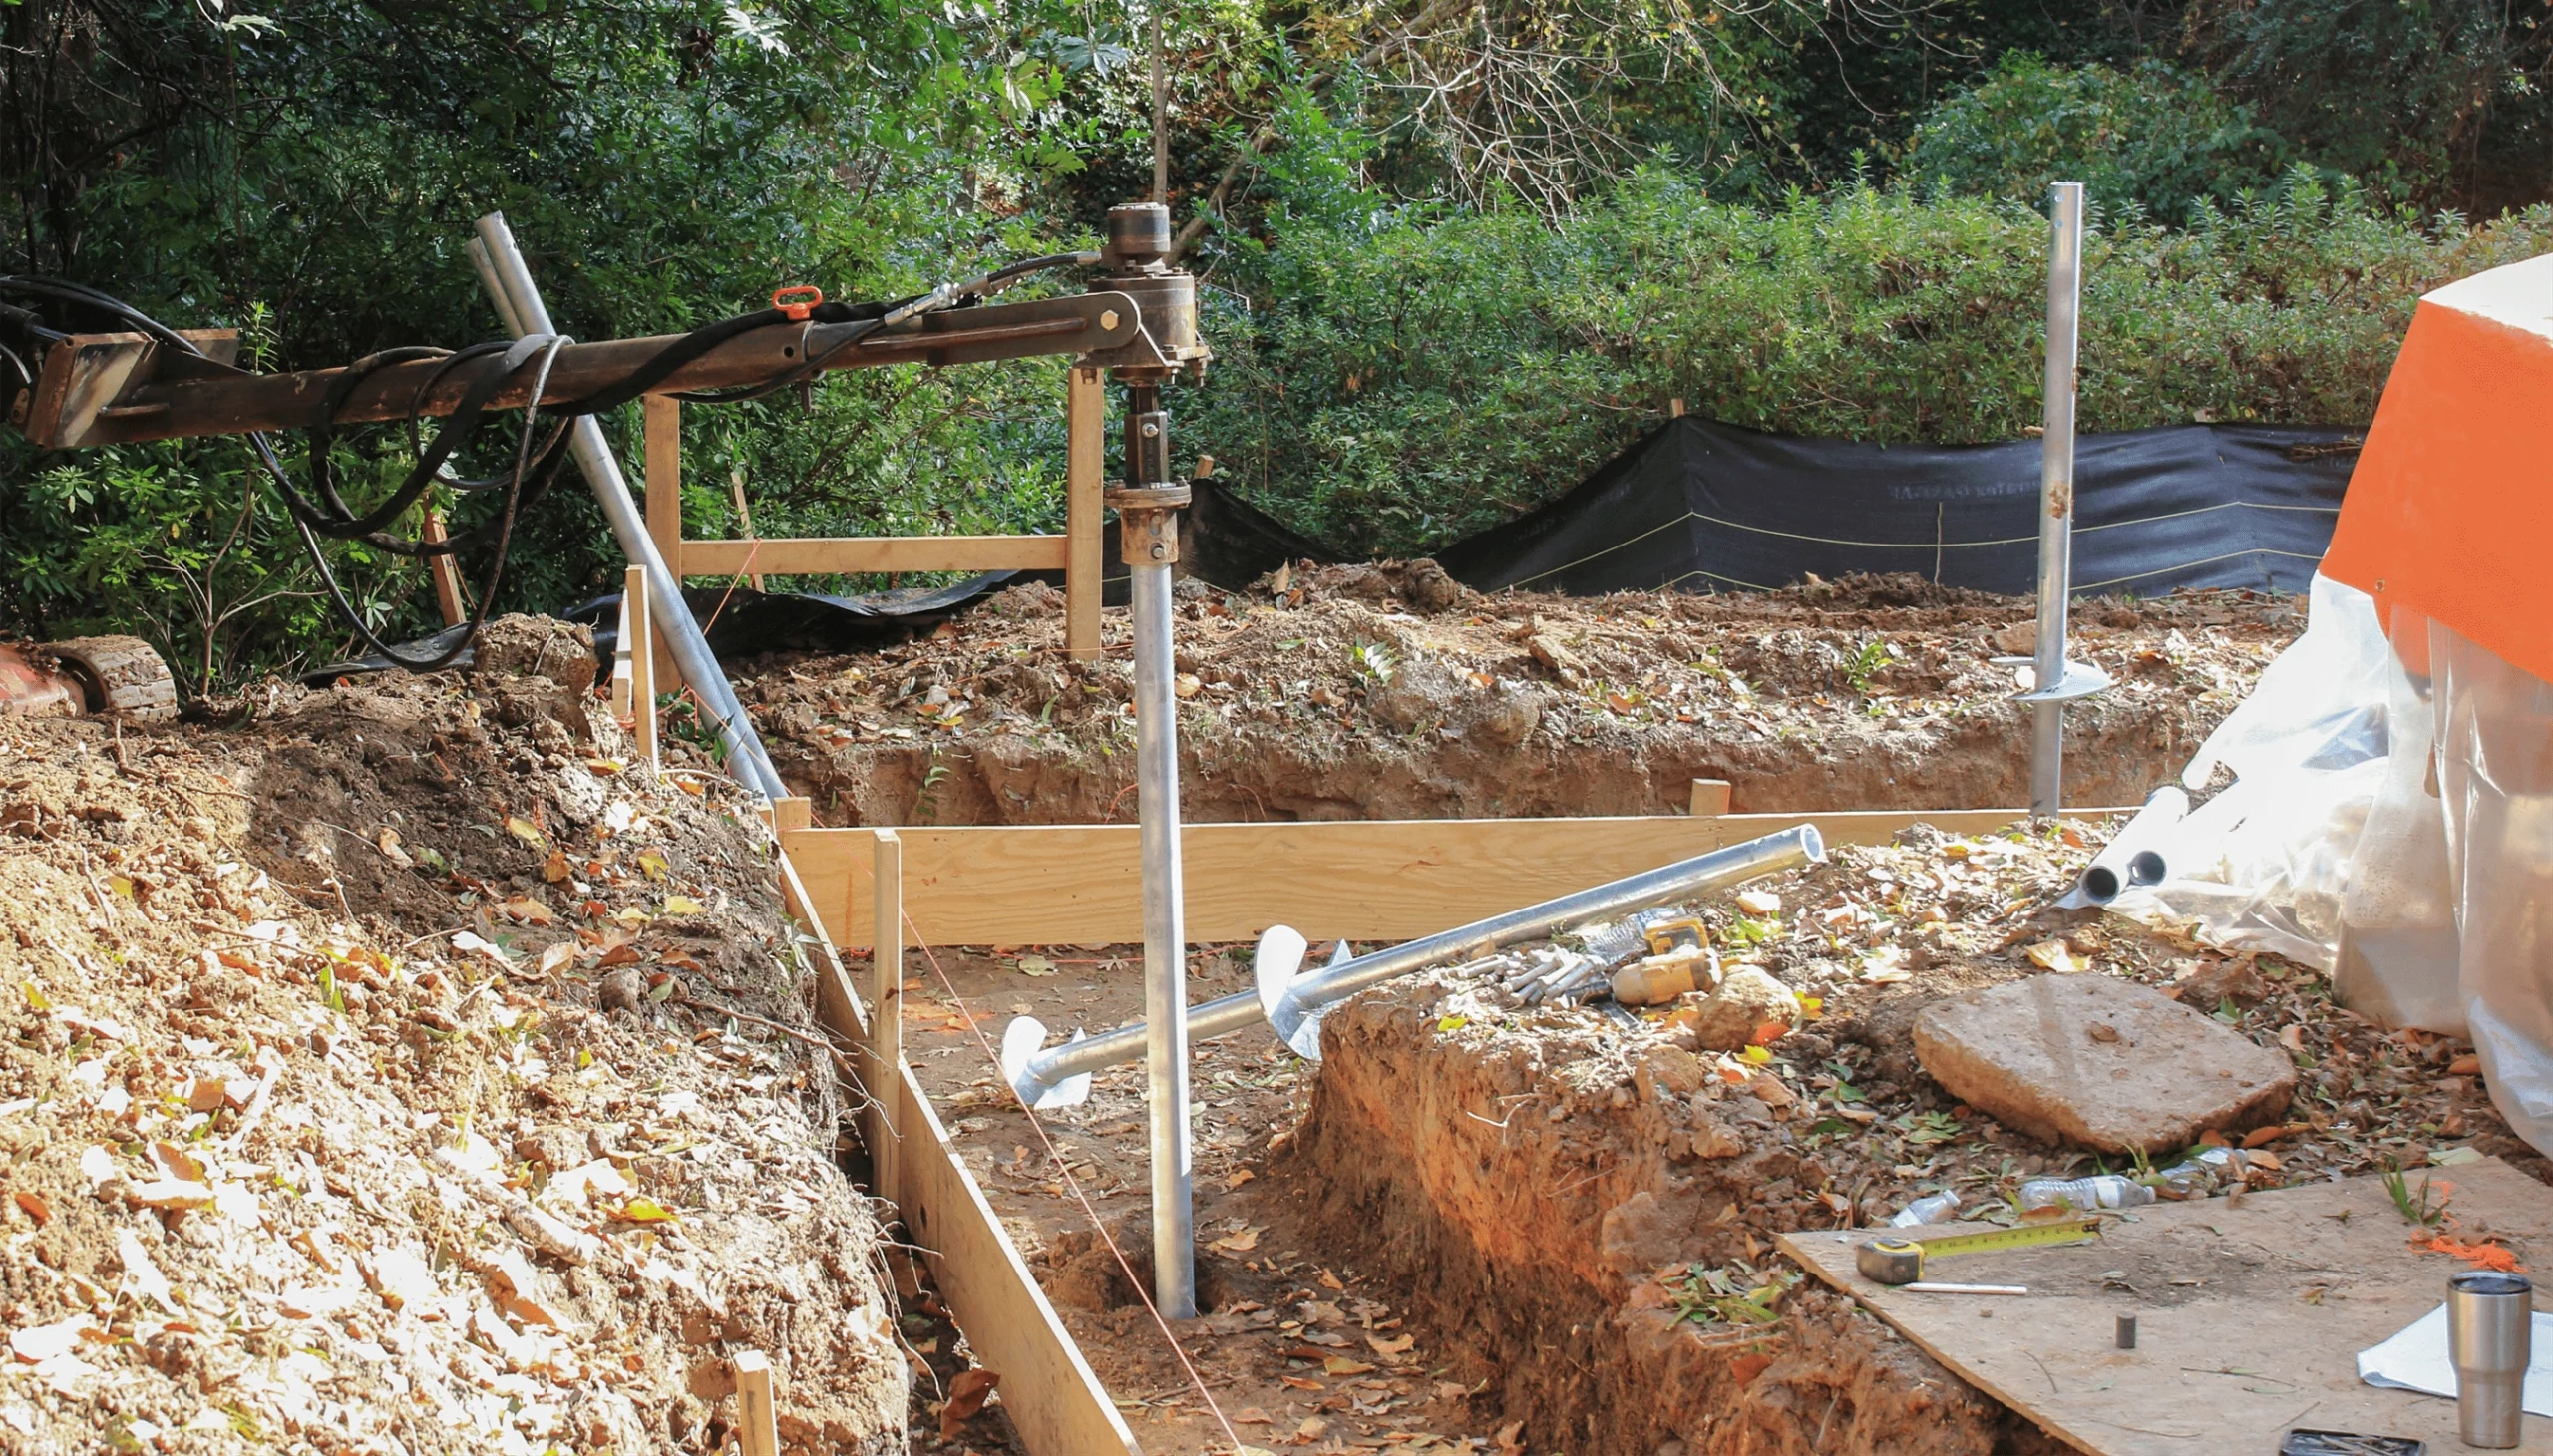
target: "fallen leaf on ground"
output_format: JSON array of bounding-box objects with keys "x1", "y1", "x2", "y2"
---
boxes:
[
  {"x1": 1366, "y1": 1331, "x2": 1414, "y2": 1357},
  {"x1": 534, "y1": 942, "x2": 577, "y2": 977},
  {"x1": 939, "y1": 1368, "x2": 999, "y2": 1439},
  {"x1": 451, "y1": 930, "x2": 515, "y2": 966},
  {"x1": 11, "y1": 1192, "x2": 49, "y2": 1226},
  {"x1": 505, "y1": 816, "x2": 546, "y2": 848},
  {"x1": 1210, "y1": 1227, "x2": 1261, "y2": 1253},
  {"x1": 127, "y1": 1179, "x2": 215, "y2": 1211},
  {"x1": 117, "y1": 1229, "x2": 178, "y2": 1313},
  {"x1": 2026, "y1": 940, "x2": 2085, "y2": 973},
  {"x1": 608, "y1": 1197, "x2": 680, "y2": 1225},
  {"x1": 8, "y1": 1317, "x2": 91, "y2": 1363},
  {"x1": 1322, "y1": 1355, "x2": 1374, "y2": 1376}
]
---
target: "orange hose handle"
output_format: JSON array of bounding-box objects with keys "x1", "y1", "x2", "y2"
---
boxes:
[{"x1": 771, "y1": 285, "x2": 824, "y2": 321}]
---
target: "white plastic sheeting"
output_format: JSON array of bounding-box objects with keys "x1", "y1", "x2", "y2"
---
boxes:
[
  {"x1": 2109, "y1": 572, "x2": 2553, "y2": 1155},
  {"x1": 2110, "y1": 574, "x2": 2390, "y2": 968}
]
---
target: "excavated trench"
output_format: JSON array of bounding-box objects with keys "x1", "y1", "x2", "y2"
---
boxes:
[
  {"x1": 1276, "y1": 978, "x2": 2066, "y2": 1456},
  {"x1": 735, "y1": 572, "x2": 2300, "y2": 830},
  {"x1": 722, "y1": 574, "x2": 2306, "y2": 1452}
]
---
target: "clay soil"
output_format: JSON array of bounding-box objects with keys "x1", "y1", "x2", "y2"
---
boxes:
[
  {"x1": 720, "y1": 568, "x2": 2305, "y2": 828},
  {"x1": 898, "y1": 826, "x2": 2544, "y2": 1456},
  {"x1": 0, "y1": 619, "x2": 990, "y2": 1455}
]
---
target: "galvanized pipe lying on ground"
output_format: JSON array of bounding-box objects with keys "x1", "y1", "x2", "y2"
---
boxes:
[
  {"x1": 1259, "y1": 824, "x2": 1825, "y2": 1059},
  {"x1": 998, "y1": 824, "x2": 1825, "y2": 1106},
  {"x1": 468, "y1": 214, "x2": 790, "y2": 802}
]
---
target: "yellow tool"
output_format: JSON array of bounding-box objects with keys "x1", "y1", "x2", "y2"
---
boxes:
[
  {"x1": 1855, "y1": 1218, "x2": 2102, "y2": 1286},
  {"x1": 1642, "y1": 917, "x2": 1708, "y2": 955}
]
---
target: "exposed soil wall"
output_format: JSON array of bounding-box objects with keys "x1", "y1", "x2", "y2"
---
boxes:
[
  {"x1": 728, "y1": 571, "x2": 2302, "y2": 828},
  {"x1": 1286, "y1": 982, "x2": 2061, "y2": 1455}
]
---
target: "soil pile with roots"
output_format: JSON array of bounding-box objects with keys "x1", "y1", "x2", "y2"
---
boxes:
[{"x1": 0, "y1": 618, "x2": 937, "y2": 1454}]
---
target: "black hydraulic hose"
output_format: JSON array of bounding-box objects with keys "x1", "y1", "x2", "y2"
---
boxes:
[{"x1": 0, "y1": 248, "x2": 1091, "y2": 679}]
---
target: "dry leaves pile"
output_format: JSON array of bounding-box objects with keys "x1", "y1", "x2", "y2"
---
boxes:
[{"x1": 0, "y1": 650, "x2": 912, "y2": 1453}]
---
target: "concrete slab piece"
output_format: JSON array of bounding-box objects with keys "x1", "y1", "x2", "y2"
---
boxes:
[{"x1": 1912, "y1": 972, "x2": 2296, "y2": 1152}]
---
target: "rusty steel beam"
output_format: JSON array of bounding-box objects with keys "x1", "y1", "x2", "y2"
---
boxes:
[{"x1": 48, "y1": 291, "x2": 1155, "y2": 448}]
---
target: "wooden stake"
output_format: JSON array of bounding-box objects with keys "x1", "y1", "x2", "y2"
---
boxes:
[
  {"x1": 870, "y1": 828, "x2": 904, "y2": 1207},
  {"x1": 642, "y1": 395, "x2": 683, "y2": 688},
  {"x1": 1689, "y1": 778, "x2": 1732, "y2": 817},
  {"x1": 726, "y1": 465, "x2": 768, "y2": 594},
  {"x1": 420, "y1": 509, "x2": 467, "y2": 627},
  {"x1": 732, "y1": 1350, "x2": 780, "y2": 1456},
  {"x1": 623, "y1": 564, "x2": 658, "y2": 770},
  {"x1": 1065, "y1": 367, "x2": 1105, "y2": 661},
  {"x1": 610, "y1": 592, "x2": 635, "y2": 721}
]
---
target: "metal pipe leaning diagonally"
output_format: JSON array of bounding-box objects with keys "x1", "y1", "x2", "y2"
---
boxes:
[
  {"x1": 997, "y1": 824, "x2": 1825, "y2": 1108},
  {"x1": 467, "y1": 212, "x2": 790, "y2": 802}
]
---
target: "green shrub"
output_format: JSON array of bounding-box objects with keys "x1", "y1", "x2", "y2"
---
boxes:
[
  {"x1": 1904, "y1": 53, "x2": 2297, "y2": 224},
  {"x1": 1183, "y1": 167, "x2": 2553, "y2": 557}
]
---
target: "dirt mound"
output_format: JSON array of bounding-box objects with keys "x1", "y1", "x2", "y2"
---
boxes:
[
  {"x1": 0, "y1": 619, "x2": 912, "y2": 1453},
  {"x1": 1282, "y1": 825, "x2": 2539, "y2": 1452},
  {"x1": 726, "y1": 574, "x2": 2301, "y2": 828}
]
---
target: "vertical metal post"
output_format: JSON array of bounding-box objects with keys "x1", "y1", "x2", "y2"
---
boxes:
[
  {"x1": 871, "y1": 828, "x2": 905, "y2": 1207},
  {"x1": 2030, "y1": 182, "x2": 2085, "y2": 821},
  {"x1": 1115, "y1": 374, "x2": 1195, "y2": 1319},
  {"x1": 466, "y1": 214, "x2": 788, "y2": 802},
  {"x1": 1131, "y1": 547, "x2": 1193, "y2": 1316},
  {"x1": 1151, "y1": 10, "x2": 1169, "y2": 205}
]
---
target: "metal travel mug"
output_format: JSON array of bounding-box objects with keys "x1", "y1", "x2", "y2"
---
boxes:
[{"x1": 2448, "y1": 1270, "x2": 2533, "y2": 1448}]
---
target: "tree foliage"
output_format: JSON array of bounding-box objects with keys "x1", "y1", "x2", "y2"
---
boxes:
[{"x1": 0, "y1": 0, "x2": 2548, "y2": 688}]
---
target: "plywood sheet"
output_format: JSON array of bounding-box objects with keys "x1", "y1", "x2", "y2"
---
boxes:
[
  {"x1": 782, "y1": 808, "x2": 2045, "y2": 948},
  {"x1": 1779, "y1": 1161, "x2": 2553, "y2": 1454}
]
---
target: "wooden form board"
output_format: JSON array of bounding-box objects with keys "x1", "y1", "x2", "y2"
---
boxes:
[
  {"x1": 783, "y1": 807, "x2": 2045, "y2": 948},
  {"x1": 1064, "y1": 366, "x2": 1105, "y2": 660},
  {"x1": 1779, "y1": 1161, "x2": 2553, "y2": 1455},
  {"x1": 777, "y1": 843, "x2": 1143, "y2": 1456},
  {"x1": 638, "y1": 377, "x2": 1102, "y2": 656}
]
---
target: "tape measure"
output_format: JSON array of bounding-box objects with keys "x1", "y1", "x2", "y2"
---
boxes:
[{"x1": 1856, "y1": 1217, "x2": 2102, "y2": 1286}]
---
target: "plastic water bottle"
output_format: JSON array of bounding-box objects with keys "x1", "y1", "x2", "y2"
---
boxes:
[
  {"x1": 2154, "y1": 1146, "x2": 2241, "y2": 1199},
  {"x1": 1887, "y1": 1191, "x2": 1964, "y2": 1227},
  {"x1": 2016, "y1": 1175, "x2": 2155, "y2": 1213}
]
